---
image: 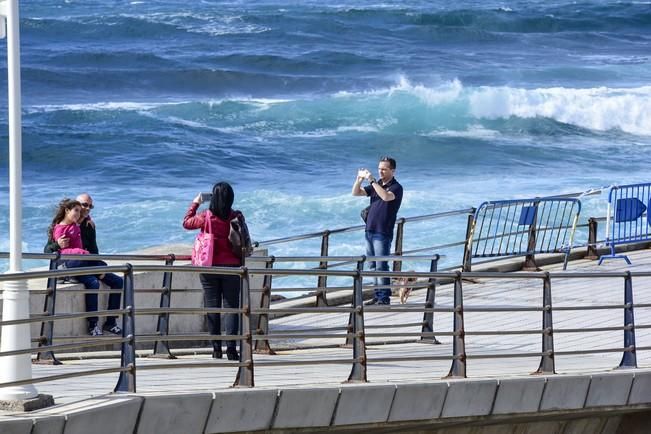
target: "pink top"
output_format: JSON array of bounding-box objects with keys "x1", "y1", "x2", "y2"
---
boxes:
[
  {"x1": 182, "y1": 203, "x2": 242, "y2": 266},
  {"x1": 53, "y1": 223, "x2": 89, "y2": 255}
]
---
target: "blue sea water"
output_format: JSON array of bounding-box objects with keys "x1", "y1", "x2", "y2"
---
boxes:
[{"x1": 1, "y1": 0, "x2": 650, "y2": 270}]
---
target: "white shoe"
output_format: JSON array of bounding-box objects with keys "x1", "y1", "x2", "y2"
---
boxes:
[{"x1": 88, "y1": 324, "x2": 103, "y2": 336}]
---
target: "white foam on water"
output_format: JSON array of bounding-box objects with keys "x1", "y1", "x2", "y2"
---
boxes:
[{"x1": 468, "y1": 84, "x2": 651, "y2": 136}]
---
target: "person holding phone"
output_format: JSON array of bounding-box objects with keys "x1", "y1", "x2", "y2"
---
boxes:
[
  {"x1": 352, "y1": 156, "x2": 403, "y2": 305},
  {"x1": 182, "y1": 182, "x2": 247, "y2": 360}
]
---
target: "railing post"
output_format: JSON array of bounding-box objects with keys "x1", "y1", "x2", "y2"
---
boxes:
[
  {"x1": 316, "y1": 230, "x2": 330, "y2": 307},
  {"x1": 234, "y1": 268, "x2": 254, "y2": 387},
  {"x1": 114, "y1": 264, "x2": 136, "y2": 393},
  {"x1": 346, "y1": 267, "x2": 367, "y2": 382},
  {"x1": 586, "y1": 218, "x2": 599, "y2": 260},
  {"x1": 344, "y1": 259, "x2": 364, "y2": 347},
  {"x1": 420, "y1": 255, "x2": 441, "y2": 344},
  {"x1": 36, "y1": 253, "x2": 61, "y2": 365},
  {"x1": 151, "y1": 254, "x2": 176, "y2": 359},
  {"x1": 536, "y1": 272, "x2": 555, "y2": 374},
  {"x1": 446, "y1": 271, "x2": 466, "y2": 378},
  {"x1": 462, "y1": 213, "x2": 475, "y2": 272},
  {"x1": 254, "y1": 257, "x2": 276, "y2": 355},
  {"x1": 619, "y1": 271, "x2": 637, "y2": 369},
  {"x1": 392, "y1": 218, "x2": 405, "y2": 272},
  {"x1": 523, "y1": 201, "x2": 540, "y2": 271}
]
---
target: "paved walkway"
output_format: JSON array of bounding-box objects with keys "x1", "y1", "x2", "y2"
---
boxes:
[{"x1": 29, "y1": 250, "x2": 651, "y2": 405}]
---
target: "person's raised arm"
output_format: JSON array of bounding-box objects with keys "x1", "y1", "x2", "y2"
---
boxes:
[
  {"x1": 182, "y1": 193, "x2": 206, "y2": 230},
  {"x1": 368, "y1": 180, "x2": 396, "y2": 202},
  {"x1": 352, "y1": 168, "x2": 370, "y2": 196}
]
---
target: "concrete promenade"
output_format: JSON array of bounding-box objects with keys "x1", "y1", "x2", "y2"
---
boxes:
[{"x1": 2, "y1": 249, "x2": 651, "y2": 432}]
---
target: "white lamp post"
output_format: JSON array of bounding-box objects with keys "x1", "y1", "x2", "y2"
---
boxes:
[{"x1": 0, "y1": 0, "x2": 38, "y2": 401}]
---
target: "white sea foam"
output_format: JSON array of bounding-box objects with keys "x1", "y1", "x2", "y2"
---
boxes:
[
  {"x1": 426, "y1": 125, "x2": 501, "y2": 139},
  {"x1": 468, "y1": 85, "x2": 651, "y2": 136}
]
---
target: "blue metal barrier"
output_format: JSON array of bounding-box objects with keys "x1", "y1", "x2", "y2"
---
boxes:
[
  {"x1": 463, "y1": 198, "x2": 581, "y2": 271},
  {"x1": 599, "y1": 182, "x2": 651, "y2": 265}
]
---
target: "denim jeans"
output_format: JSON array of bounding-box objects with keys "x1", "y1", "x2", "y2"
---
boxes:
[
  {"x1": 199, "y1": 272, "x2": 241, "y2": 351},
  {"x1": 365, "y1": 231, "x2": 393, "y2": 303},
  {"x1": 65, "y1": 260, "x2": 123, "y2": 328}
]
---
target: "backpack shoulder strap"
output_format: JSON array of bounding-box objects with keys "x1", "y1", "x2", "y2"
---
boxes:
[{"x1": 203, "y1": 209, "x2": 213, "y2": 234}]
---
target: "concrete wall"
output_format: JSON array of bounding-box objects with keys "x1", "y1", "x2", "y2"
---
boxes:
[{"x1": 3, "y1": 370, "x2": 651, "y2": 433}]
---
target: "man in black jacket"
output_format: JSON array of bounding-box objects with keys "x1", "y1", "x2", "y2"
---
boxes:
[{"x1": 45, "y1": 193, "x2": 123, "y2": 336}]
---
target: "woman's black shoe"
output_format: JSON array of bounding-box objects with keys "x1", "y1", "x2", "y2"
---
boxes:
[
  {"x1": 212, "y1": 348, "x2": 223, "y2": 359},
  {"x1": 226, "y1": 348, "x2": 239, "y2": 360}
]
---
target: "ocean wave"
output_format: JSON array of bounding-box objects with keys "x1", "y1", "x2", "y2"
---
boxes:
[{"x1": 22, "y1": 78, "x2": 651, "y2": 137}]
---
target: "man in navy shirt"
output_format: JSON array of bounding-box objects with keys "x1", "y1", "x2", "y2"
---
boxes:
[{"x1": 352, "y1": 156, "x2": 403, "y2": 305}]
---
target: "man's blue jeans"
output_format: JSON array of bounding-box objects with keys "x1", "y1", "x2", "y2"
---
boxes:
[{"x1": 365, "y1": 231, "x2": 392, "y2": 303}]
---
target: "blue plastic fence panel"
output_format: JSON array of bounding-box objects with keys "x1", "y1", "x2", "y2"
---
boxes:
[
  {"x1": 471, "y1": 197, "x2": 581, "y2": 258},
  {"x1": 607, "y1": 183, "x2": 651, "y2": 245}
]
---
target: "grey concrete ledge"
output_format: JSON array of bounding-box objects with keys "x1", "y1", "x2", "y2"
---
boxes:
[
  {"x1": 540, "y1": 375, "x2": 591, "y2": 411},
  {"x1": 586, "y1": 371, "x2": 634, "y2": 408},
  {"x1": 332, "y1": 384, "x2": 396, "y2": 426},
  {"x1": 492, "y1": 377, "x2": 546, "y2": 415},
  {"x1": 441, "y1": 379, "x2": 498, "y2": 418}
]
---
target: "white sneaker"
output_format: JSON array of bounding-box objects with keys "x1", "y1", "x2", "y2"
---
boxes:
[{"x1": 88, "y1": 324, "x2": 103, "y2": 336}]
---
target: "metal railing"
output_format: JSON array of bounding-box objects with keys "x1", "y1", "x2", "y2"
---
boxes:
[{"x1": 0, "y1": 257, "x2": 647, "y2": 394}]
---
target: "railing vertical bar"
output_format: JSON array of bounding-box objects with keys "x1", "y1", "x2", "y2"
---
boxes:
[
  {"x1": 420, "y1": 255, "x2": 441, "y2": 344},
  {"x1": 234, "y1": 268, "x2": 255, "y2": 387},
  {"x1": 151, "y1": 254, "x2": 176, "y2": 359},
  {"x1": 346, "y1": 262, "x2": 367, "y2": 383},
  {"x1": 481, "y1": 205, "x2": 496, "y2": 257},
  {"x1": 619, "y1": 272, "x2": 637, "y2": 369},
  {"x1": 462, "y1": 213, "x2": 475, "y2": 272},
  {"x1": 503, "y1": 202, "x2": 516, "y2": 255},
  {"x1": 536, "y1": 272, "x2": 555, "y2": 374},
  {"x1": 446, "y1": 272, "x2": 466, "y2": 378},
  {"x1": 393, "y1": 218, "x2": 405, "y2": 272},
  {"x1": 35, "y1": 253, "x2": 61, "y2": 365},
  {"x1": 316, "y1": 231, "x2": 330, "y2": 307},
  {"x1": 553, "y1": 201, "x2": 570, "y2": 252},
  {"x1": 254, "y1": 257, "x2": 276, "y2": 354},
  {"x1": 490, "y1": 203, "x2": 505, "y2": 256},
  {"x1": 344, "y1": 259, "x2": 364, "y2": 347},
  {"x1": 586, "y1": 217, "x2": 599, "y2": 259},
  {"x1": 523, "y1": 200, "x2": 539, "y2": 270},
  {"x1": 495, "y1": 203, "x2": 510, "y2": 256},
  {"x1": 114, "y1": 264, "x2": 136, "y2": 393},
  {"x1": 474, "y1": 208, "x2": 486, "y2": 258}
]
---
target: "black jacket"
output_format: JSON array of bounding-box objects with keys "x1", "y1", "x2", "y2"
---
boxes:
[{"x1": 44, "y1": 217, "x2": 99, "y2": 254}]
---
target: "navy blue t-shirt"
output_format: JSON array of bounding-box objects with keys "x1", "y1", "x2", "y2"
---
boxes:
[{"x1": 364, "y1": 178, "x2": 403, "y2": 236}]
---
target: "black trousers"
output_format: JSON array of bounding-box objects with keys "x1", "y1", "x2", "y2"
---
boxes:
[{"x1": 199, "y1": 272, "x2": 240, "y2": 350}]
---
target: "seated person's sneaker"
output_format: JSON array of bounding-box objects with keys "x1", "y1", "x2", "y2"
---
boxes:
[
  {"x1": 88, "y1": 324, "x2": 103, "y2": 336},
  {"x1": 364, "y1": 298, "x2": 378, "y2": 306},
  {"x1": 103, "y1": 324, "x2": 122, "y2": 335}
]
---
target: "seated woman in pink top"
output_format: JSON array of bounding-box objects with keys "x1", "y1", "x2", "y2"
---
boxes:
[{"x1": 50, "y1": 201, "x2": 90, "y2": 256}]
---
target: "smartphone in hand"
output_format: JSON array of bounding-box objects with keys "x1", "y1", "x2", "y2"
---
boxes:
[{"x1": 200, "y1": 192, "x2": 213, "y2": 202}]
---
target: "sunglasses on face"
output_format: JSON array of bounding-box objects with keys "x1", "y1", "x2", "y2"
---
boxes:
[{"x1": 80, "y1": 202, "x2": 94, "y2": 209}]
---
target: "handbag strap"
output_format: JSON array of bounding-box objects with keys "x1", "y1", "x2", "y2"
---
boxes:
[{"x1": 203, "y1": 209, "x2": 213, "y2": 234}]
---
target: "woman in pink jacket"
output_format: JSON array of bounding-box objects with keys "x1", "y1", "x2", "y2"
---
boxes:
[{"x1": 183, "y1": 182, "x2": 245, "y2": 360}]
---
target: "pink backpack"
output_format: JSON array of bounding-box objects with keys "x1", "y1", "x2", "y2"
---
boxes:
[{"x1": 191, "y1": 210, "x2": 214, "y2": 266}]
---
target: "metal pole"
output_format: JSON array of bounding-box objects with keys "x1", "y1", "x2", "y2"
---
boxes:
[
  {"x1": 619, "y1": 272, "x2": 637, "y2": 369},
  {"x1": 344, "y1": 259, "x2": 364, "y2": 347},
  {"x1": 35, "y1": 253, "x2": 61, "y2": 364},
  {"x1": 462, "y1": 213, "x2": 475, "y2": 272},
  {"x1": 0, "y1": 0, "x2": 39, "y2": 400},
  {"x1": 151, "y1": 255, "x2": 176, "y2": 358},
  {"x1": 392, "y1": 218, "x2": 405, "y2": 272},
  {"x1": 254, "y1": 257, "x2": 275, "y2": 354},
  {"x1": 346, "y1": 267, "x2": 367, "y2": 382},
  {"x1": 523, "y1": 201, "x2": 539, "y2": 271},
  {"x1": 420, "y1": 255, "x2": 441, "y2": 344},
  {"x1": 316, "y1": 231, "x2": 329, "y2": 307},
  {"x1": 536, "y1": 273, "x2": 555, "y2": 374},
  {"x1": 446, "y1": 272, "x2": 466, "y2": 378},
  {"x1": 114, "y1": 264, "x2": 136, "y2": 393},
  {"x1": 586, "y1": 218, "x2": 599, "y2": 260},
  {"x1": 234, "y1": 268, "x2": 254, "y2": 387}
]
